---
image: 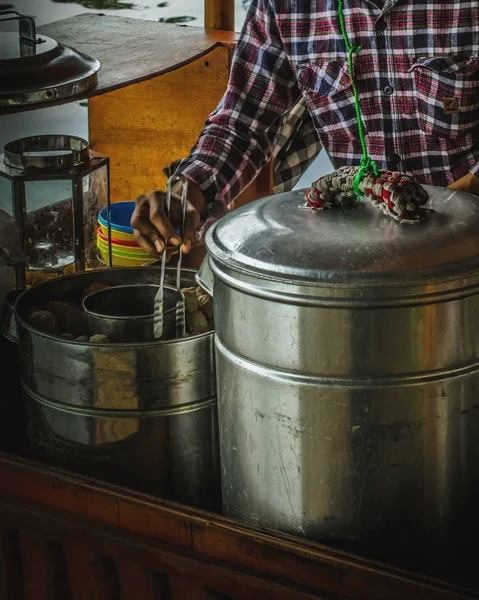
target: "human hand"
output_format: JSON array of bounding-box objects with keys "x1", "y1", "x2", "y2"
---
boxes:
[{"x1": 131, "y1": 180, "x2": 205, "y2": 258}]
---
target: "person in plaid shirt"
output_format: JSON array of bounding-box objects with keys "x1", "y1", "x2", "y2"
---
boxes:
[{"x1": 132, "y1": 0, "x2": 479, "y2": 257}]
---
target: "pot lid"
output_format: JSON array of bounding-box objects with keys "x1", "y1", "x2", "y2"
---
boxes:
[
  {"x1": 0, "y1": 11, "x2": 100, "y2": 107},
  {"x1": 205, "y1": 186, "x2": 479, "y2": 285}
]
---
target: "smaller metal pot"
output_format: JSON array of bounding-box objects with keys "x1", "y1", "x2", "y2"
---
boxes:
[{"x1": 83, "y1": 284, "x2": 182, "y2": 343}]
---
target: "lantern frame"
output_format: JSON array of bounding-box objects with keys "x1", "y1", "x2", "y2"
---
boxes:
[{"x1": 0, "y1": 135, "x2": 111, "y2": 289}]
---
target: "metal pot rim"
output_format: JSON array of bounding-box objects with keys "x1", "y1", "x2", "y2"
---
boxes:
[
  {"x1": 14, "y1": 267, "x2": 214, "y2": 347},
  {"x1": 4, "y1": 134, "x2": 90, "y2": 170},
  {"x1": 82, "y1": 283, "x2": 179, "y2": 321}
]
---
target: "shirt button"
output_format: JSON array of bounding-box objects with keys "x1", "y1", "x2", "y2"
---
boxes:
[
  {"x1": 383, "y1": 85, "x2": 394, "y2": 96},
  {"x1": 388, "y1": 153, "x2": 401, "y2": 170}
]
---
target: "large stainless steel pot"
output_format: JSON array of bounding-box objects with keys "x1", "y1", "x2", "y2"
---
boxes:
[
  {"x1": 15, "y1": 267, "x2": 220, "y2": 511},
  {"x1": 205, "y1": 186, "x2": 479, "y2": 566}
]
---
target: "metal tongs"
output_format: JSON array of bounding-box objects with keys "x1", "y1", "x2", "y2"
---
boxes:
[{"x1": 153, "y1": 176, "x2": 188, "y2": 339}]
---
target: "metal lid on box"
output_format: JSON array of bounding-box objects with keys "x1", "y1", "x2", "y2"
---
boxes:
[
  {"x1": 0, "y1": 11, "x2": 100, "y2": 107},
  {"x1": 205, "y1": 186, "x2": 479, "y2": 287}
]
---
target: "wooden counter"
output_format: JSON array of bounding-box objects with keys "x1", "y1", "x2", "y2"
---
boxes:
[
  {"x1": 0, "y1": 14, "x2": 237, "y2": 115},
  {"x1": 0, "y1": 452, "x2": 477, "y2": 600}
]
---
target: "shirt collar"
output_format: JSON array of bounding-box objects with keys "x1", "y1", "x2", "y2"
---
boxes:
[
  {"x1": 383, "y1": 0, "x2": 399, "y2": 12},
  {"x1": 364, "y1": 0, "x2": 400, "y2": 14}
]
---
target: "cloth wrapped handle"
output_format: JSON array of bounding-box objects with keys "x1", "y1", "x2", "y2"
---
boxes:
[{"x1": 305, "y1": 166, "x2": 434, "y2": 224}]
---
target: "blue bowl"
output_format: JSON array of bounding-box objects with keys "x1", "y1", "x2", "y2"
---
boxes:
[
  {"x1": 99, "y1": 201, "x2": 181, "y2": 236},
  {"x1": 99, "y1": 202, "x2": 135, "y2": 234}
]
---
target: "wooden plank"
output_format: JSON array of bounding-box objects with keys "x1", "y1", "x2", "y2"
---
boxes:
[
  {"x1": 0, "y1": 493, "x2": 476, "y2": 600},
  {"x1": 64, "y1": 540, "x2": 104, "y2": 600},
  {"x1": 0, "y1": 455, "x2": 192, "y2": 550},
  {"x1": 0, "y1": 529, "x2": 11, "y2": 600},
  {"x1": 205, "y1": 0, "x2": 235, "y2": 30},
  {"x1": 89, "y1": 554, "x2": 120, "y2": 600},
  {"x1": 191, "y1": 522, "x2": 344, "y2": 597},
  {"x1": 0, "y1": 15, "x2": 237, "y2": 116},
  {"x1": 0, "y1": 528, "x2": 22, "y2": 600},
  {"x1": 190, "y1": 522, "x2": 478, "y2": 600},
  {"x1": 118, "y1": 501, "x2": 192, "y2": 550},
  {"x1": 88, "y1": 46, "x2": 231, "y2": 202},
  {"x1": 0, "y1": 497, "x2": 322, "y2": 600},
  {"x1": 18, "y1": 531, "x2": 53, "y2": 600},
  {"x1": 0, "y1": 454, "x2": 476, "y2": 599},
  {"x1": 118, "y1": 561, "x2": 157, "y2": 600},
  {"x1": 0, "y1": 455, "x2": 120, "y2": 527},
  {"x1": 169, "y1": 577, "x2": 212, "y2": 599}
]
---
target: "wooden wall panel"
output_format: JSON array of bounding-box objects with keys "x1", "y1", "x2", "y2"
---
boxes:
[
  {"x1": 89, "y1": 46, "x2": 272, "y2": 209},
  {"x1": 89, "y1": 47, "x2": 230, "y2": 204},
  {"x1": 205, "y1": 0, "x2": 235, "y2": 30}
]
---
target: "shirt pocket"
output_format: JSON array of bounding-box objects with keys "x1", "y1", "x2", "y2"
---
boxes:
[
  {"x1": 294, "y1": 60, "x2": 360, "y2": 141},
  {"x1": 410, "y1": 55, "x2": 479, "y2": 140}
]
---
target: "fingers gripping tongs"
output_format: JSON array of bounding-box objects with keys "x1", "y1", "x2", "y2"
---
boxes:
[{"x1": 153, "y1": 177, "x2": 187, "y2": 339}]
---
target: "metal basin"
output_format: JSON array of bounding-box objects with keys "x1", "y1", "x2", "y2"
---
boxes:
[{"x1": 15, "y1": 267, "x2": 220, "y2": 511}]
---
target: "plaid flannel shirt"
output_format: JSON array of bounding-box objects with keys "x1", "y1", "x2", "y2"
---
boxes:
[
  {"x1": 271, "y1": 98, "x2": 322, "y2": 194},
  {"x1": 174, "y1": 0, "x2": 479, "y2": 224}
]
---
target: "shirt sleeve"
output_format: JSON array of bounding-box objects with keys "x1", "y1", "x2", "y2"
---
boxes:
[{"x1": 174, "y1": 0, "x2": 301, "y2": 211}]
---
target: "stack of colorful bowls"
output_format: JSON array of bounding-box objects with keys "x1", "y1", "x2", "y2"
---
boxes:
[{"x1": 97, "y1": 202, "x2": 154, "y2": 267}]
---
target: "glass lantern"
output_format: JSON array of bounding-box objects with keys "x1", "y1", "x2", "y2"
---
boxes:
[{"x1": 0, "y1": 135, "x2": 111, "y2": 288}]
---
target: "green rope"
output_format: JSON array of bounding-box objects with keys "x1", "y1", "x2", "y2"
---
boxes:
[{"x1": 337, "y1": 0, "x2": 379, "y2": 196}]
